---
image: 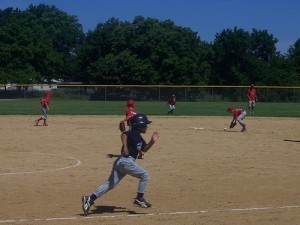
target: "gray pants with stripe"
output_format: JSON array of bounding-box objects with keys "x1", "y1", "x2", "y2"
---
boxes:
[
  {"x1": 41, "y1": 107, "x2": 48, "y2": 119},
  {"x1": 93, "y1": 156, "x2": 149, "y2": 198}
]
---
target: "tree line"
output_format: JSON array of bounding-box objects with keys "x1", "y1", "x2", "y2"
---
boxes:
[{"x1": 0, "y1": 4, "x2": 299, "y2": 86}]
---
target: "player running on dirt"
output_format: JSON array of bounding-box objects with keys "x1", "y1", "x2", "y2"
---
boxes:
[
  {"x1": 82, "y1": 114, "x2": 159, "y2": 216},
  {"x1": 121, "y1": 100, "x2": 144, "y2": 159}
]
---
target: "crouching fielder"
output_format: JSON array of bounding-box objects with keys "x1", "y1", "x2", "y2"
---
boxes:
[{"x1": 227, "y1": 106, "x2": 247, "y2": 132}]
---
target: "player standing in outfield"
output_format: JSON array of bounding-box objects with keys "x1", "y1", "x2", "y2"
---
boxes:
[
  {"x1": 167, "y1": 94, "x2": 176, "y2": 114},
  {"x1": 247, "y1": 84, "x2": 258, "y2": 114},
  {"x1": 121, "y1": 100, "x2": 144, "y2": 159},
  {"x1": 35, "y1": 91, "x2": 52, "y2": 126},
  {"x1": 227, "y1": 106, "x2": 247, "y2": 132},
  {"x1": 82, "y1": 114, "x2": 159, "y2": 216}
]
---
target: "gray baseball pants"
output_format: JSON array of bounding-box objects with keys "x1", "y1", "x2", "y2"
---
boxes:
[{"x1": 93, "y1": 156, "x2": 149, "y2": 198}]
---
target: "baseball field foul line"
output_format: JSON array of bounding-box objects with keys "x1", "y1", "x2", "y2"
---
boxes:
[{"x1": 0, "y1": 205, "x2": 298, "y2": 223}]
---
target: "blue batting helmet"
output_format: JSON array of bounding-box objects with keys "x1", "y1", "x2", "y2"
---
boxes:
[{"x1": 130, "y1": 114, "x2": 152, "y2": 130}]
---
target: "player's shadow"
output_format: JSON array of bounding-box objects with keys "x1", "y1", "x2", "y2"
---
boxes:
[
  {"x1": 88, "y1": 205, "x2": 145, "y2": 215},
  {"x1": 106, "y1": 153, "x2": 120, "y2": 158},
  {"x1": 283, "y1": 139, "x2": 300, "y2": 143}
]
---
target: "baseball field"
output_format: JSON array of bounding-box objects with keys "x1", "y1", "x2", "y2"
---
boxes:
[{"x1": 0, "y1": 114, "x2": 299, "y2": 225}]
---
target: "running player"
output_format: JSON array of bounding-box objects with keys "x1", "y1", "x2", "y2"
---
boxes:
[
  {"x1": 121, "y1": 100, "x2": 144, "y2": 159},
  {"x1": 227, "y1": 106, "x2": 247, "y2": 132},
  {"x1": 35, "y1": 91, "x2": 52, "y2": 126},
  {"x1": 82, "y1": 114, "x2": 159, "y2": 216}
]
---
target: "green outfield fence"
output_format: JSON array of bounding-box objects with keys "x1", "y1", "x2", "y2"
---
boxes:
[{"x1": 0, "y1": 84, "x2": 299, "y2": 102}]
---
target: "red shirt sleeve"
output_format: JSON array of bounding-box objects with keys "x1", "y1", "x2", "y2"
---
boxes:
[
  {"x1": 41, "y1": 97, "x2": 50, "y2": 107},
  {"x1": 233, "y1": 109, "x2": 244, "y2": 119},
  {"x1": 125, "y1": 108, "x2": 137, "y2": 117},
  {"x1": 168, "y1": 98, "x2": 176, "y2": 105},
  {"x1": 247, "y1": 89, "x2": 256, "y2": 100},
  {"x1": 125, "y1": 108, "x2": 137, "y2": 125}
]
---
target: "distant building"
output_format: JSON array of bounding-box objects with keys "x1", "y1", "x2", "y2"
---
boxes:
[{"x1": 0, "y1": 79, "x2": 63, "y2": 91}]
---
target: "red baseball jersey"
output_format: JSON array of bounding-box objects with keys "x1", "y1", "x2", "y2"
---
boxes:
[
  {"x1": 233, "y1": 109, "x2": 244, "y2": 119},
  {"x1": 41, "y1": 97, "x2": 50, "y2": 108},
  {"x1": 247, "y1": 88, "x2": 257, "y2": 101},
  {"x1": 125, "y1": 108, "x2": 137, "y2": 126},
  {"x1": 168, "y1": 97, "x2": 176, "y2": 105}
]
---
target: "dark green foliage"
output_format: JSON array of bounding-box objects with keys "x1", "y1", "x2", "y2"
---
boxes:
[
  {"x1": 77, "y1": 16, "x2": 211, "y2": 85},
  {"x1": 0, "y1": 5, "x2": 299, "y2": 86},
  {"x1": 286, "y1": 39, "x2": 300, "y2": 85},
  {"x1": 210, "y1": 27, "x2": 297, "y2": 86},
  {"x1": 0, "y1": 4, "x2": 84, "y2": 84}
]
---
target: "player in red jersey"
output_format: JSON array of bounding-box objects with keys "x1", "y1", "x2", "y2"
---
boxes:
[
  {"x1": 35, "y1": 91, "x2": 52, "y2": 126},
  {"x1": 121, "y1": 100, "x2": 144, "y2": 159},
  {"x1": 227, "y1": 106, "x2": 247, "y2": 132},
  {"x1": 247, "y1": 84, "x2": 258, "y2": 114},
  {"x1": 122, "y1": 100, "x2": 137, "y2": 129},
  {"x1": 167, "y1": 94, "x2": 176, "y2": 114}
]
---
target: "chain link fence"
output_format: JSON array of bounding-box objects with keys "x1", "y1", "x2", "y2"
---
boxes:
[{"x1": 0, "y1": 85, "x2": 299, "y2": 102}]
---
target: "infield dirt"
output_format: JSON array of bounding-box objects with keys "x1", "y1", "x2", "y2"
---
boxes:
[{"x1": 0, "y1": 115, "x2": 299, "y2": 225}]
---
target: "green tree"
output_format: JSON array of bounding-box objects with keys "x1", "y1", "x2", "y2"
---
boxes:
[
  {"x1": 210, "y1": 27, "x2": 295, "y2": 86},
  {"x1": 78, "y1": 16, "x2": 211, "y2": 85},
  {"x1": 28, "y1": 4, "x2": 84, "y2": 55},
  {"x1": 27, "y1": 4, "x2": 85, "y2": 82},
  {"x1": 287, "y1": 39, "x2": 300, "y2": 75},
  {"x1": 0, "y1": 4, "x2": 84, "y2": 84},
  {"x1": 250, "y1": 29, "x2": 278, "y2": 61},
  {"x1": 1, "y1": 5, "x2": 298, "y2": 87},
  {"x1": 211, "y1": 27, "x2": 252, "y2": 85}
]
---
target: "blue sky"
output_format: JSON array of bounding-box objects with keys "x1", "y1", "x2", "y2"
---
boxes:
[{"x1": 1, "y1": 0, "x2": 299, "y2": 54}]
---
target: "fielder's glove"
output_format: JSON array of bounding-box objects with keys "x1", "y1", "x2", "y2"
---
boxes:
[
  {"x1": 229, "y1": 122, "x2": 237, "y2": 129},
  {"x1": 119, "y1": 121, "x2": 126, "y2": 132}
]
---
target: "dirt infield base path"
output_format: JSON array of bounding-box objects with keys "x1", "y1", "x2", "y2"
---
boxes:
[{"x1": 0, "y1": 115, "x2": 299, "y2": 225}]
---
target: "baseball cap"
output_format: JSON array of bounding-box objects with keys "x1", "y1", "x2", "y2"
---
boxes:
[
  {"x1": 45, "y1": 91, "x2": 53, "y2": 97},
  {"x1": 127, "y1": 99, "x2": 134, "y2": 107},
  {"x1": 227, "y1": 106, "x2": 233, "y2": 111}
]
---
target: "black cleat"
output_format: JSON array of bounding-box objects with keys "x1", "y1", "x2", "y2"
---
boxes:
[
  {"x1": 82, "y1": 196, "x2": 91, "y2": 216},
  {"x1": 133, "y1": 198, "x2": 152, "y2": 208}
]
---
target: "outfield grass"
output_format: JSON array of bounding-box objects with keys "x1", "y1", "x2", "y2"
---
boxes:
[{"x1": 0, "y1": 98, "x2": 299, "y2": 117}]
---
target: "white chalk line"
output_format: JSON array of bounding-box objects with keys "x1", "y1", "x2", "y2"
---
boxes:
[
  {"x1": 190, "y1": 127, "x2": 204, "y2": 130},
  {"x1": 0, "y1": 205, "x2": 298, "y2": 223},
  {"x1": 0, "y1": 153, "x2": 81, "y2": 176}
]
